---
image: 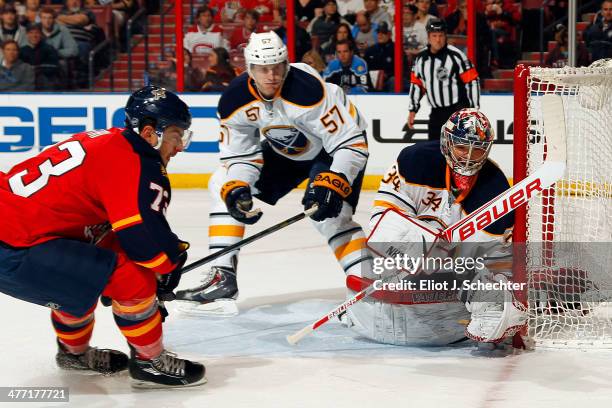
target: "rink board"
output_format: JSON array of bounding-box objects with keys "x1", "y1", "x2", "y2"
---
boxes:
[{"x1": 0, "y1": 92, "x2": 514, "y2": 188}]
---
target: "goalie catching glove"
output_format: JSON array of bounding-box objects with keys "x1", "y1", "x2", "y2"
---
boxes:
[
  {"x1": 465, "y1": 273, "x2": 528, "y2": 343},
  {"x1": 303, "y1": 171, "x2": 352, "y2": 221},
  {"x1": 221, "y1": 180, "x2": 263, "y2": 225},
  {"x1": 156, "y1": 241, "x2": 190, "y2": 301}
]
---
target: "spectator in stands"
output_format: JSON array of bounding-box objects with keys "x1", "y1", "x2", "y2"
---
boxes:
[
  {"x1": 308, "y1": 0, "x2": 349, "y2": 46},
  {"x1": 40, "y1": 7, "x2": 78, "y2": 59},
  {"x1": 414, "y1": 0, "x2": 436, "y2": 33},
  {"x1": 364, "y1": 0, "x2": 391, "y2": 27},
  {"x1": 296, "y1": 0, "x2": 324, "y2": 23},
  {"x1": 352, "y1": 10, "x2": 378, "y2": 55},
  {"x1": 230, "y1": 10, "x2": 259, "y2": 49},
  {"x1": 302, "y1": 48, "x2": 327, "y2": 73},
  {"x1": 183, "y1": 6, "x2": 229, "y2": 56},
  {"x1": 208, "y1": 0, "x2": 241, "y2": 23},
  {"x1": 201, "y1": 47, "x2": 238, "y2": 92},
  {"x1": 547, "y1": 0, "x2": 568, "y2": 22},
  {"x1": 336, "y1": 0, "x2": 364, "y2": 24},
  {"x1": 364, "y1": 21, "x2": 393, "y2": 90},
  {"x1": 322, "y1": 22, "x2": 354, "y2": 61},
  {"x1": 275, "y1": 9, "x2": 311, "y2": 61},
  {"x1": 19, "y1": 23, "x2": 60, "y2": 89},
  {"x1": 585, "y1": 0, "x2": 612, "y2": 61},
  {"x1": 323, "y1": 39, "x2": 372, "y2": 93},
  {"x1": 547, "y1": 24, "x2": 590, "y2": 67},
  {"x1": 57, "y1": 0, "x2": 98, "y2": 67},
  {"x1": 238, "y1": 0, "x2": 280, "y2": 23},
  {"x1": 0, "y1": 39, "x2": 34, "y2": 90},
  {"x1": 153, "y1": 48, "x2": 206, "y2": 92},
  {"x1": 521, "y1": 0, "x2": 542, "y2": 52},
  {"x1": 403, "y1": 3, "x2": 427, "y2": 56},
  {"x1": 0, "y1": 5, "x2": 28, "y2": 47},
  {"x1": 446, "y1": 0, "x2": 492, "y2": 77},
  {"x1": 18, "y1": 0, "x2": 41, "y2": 27},
  {"x1": 111, "y1": 0, "x2": 136, "y2": 50},
  {"x1": 483, "y1": 0, "x2": 519, "y2": 68}
]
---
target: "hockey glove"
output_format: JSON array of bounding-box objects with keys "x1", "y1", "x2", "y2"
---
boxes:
[
  {"x1": 221, "y1": 180, "x2": 263, "y2": 225},
  {"x1": 156, "y1": 241, "x2": 189, "y2": 301},
  {"x1": 302, "y1": 171, "x2": 352, "y2": 222}
]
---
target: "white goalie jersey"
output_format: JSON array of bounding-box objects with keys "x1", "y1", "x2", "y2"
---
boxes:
[
  {"x1": 370, "y1": 141, "x2": 514, "y2": 243},
  {"x1": 216, "y1": 63, "x2": 369, "y2": 186}
]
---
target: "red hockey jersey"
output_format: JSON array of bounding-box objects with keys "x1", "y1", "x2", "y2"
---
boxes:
[{"x1": 0, "y1": 127, "x2": 182, "y2": 274}]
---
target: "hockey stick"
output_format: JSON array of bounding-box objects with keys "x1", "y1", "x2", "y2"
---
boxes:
[
  {"x1": 180, "y1": 205, "x2": 319, "y2": 275},
  {"x1": 286, "y1": 95, "x2": 567, "y2": 345}
]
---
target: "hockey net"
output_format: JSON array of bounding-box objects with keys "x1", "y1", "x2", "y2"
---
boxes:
[{"x1": 513, "y1": 63, "x2": 612, "y2": 348}]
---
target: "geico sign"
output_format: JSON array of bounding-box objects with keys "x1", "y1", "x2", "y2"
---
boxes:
[{"x1": 0, "y1": 106, "x2": 219, "y2": 153}]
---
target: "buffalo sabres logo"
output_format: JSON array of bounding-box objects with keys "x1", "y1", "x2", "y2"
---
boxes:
[
  {"x1": 262, "y1": 126, "x2": 309, "y2": 156},
  {"x1": 436, "y1": 66, "x2": 449, "y2": 81},
  {"x1": 151, "y1": 88, "x2": 166, "y2": 100}
]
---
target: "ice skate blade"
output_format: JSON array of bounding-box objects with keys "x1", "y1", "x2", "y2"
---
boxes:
[
  {"x1": 176, "y1": 299, "x2": 239, "y2": 317},
  {"x1": 131, "y1": 376, "x2": 208, "y2": 389}
]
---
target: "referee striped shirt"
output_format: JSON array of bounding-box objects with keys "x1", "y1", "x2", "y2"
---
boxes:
[{"x1": 408, "y1": 44, "x2": 480, "y2": 112}]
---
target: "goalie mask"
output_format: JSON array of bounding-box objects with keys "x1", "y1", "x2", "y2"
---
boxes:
[
  {"x1": 125, "y1": 85, "x2": 193, "y2": 150},
  {"x1": 440, "y1": 109, "x2": 494, "y2": 176}
]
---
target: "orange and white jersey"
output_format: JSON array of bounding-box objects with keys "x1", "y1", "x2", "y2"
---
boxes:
[{"x1": 216, "y1": 63, "x2": 368, "y2": 186}]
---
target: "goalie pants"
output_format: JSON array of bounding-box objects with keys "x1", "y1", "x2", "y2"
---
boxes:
[
  {"x1": 208, "y1": 141, "x2": 373, "y2": 277},
  {"x1": 0, "y1": 235, "x2": 163, "y2": 359}
]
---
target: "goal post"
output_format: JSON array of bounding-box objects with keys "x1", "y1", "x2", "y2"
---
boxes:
[{"x1": 513, "y1": 62, "x2": 612, "y2": 348}]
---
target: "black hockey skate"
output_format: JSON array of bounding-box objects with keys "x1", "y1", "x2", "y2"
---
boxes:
[
  {"x1": 175, "y1": 266, "x2": 239, "y2": 316},
  {"x1": 129, "y1": 348, "x2": 206, "y2": 389},
  {"x1": 56, "y1": 340, "x2": 128, "y2": 375}
]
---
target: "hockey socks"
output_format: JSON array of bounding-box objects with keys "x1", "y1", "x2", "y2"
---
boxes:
[{"x1": 111, "y1": 294, "x2": 163, "y2": 360}]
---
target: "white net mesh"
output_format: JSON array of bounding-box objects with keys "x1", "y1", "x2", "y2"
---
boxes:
[{"x1": 524, "y1": 65, "x2": 612, "y2": 348}]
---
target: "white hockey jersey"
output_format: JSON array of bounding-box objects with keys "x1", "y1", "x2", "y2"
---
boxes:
[
  {"x1": 370, "y1": 141, "x2": 514, "y2": 243},
  {"x1": 216, "y1": 63, "x2": 368, "y2": 186}
]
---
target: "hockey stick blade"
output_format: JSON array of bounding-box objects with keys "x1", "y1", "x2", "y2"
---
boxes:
[
  {"x1": 180, "y1": 205, "x2": 318, "y2": 275},
  {"x1": 286, "y1": 96, "x2": 567, "y2": 344}
]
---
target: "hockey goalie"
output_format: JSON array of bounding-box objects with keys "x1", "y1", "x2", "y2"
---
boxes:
[{"x1": 345, "y1": 109, "x2": 527, "y2": 346}]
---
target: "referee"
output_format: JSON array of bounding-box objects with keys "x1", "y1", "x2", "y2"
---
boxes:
[{"x1": 407, "y1": 18, "x2": 481, "y2": 140}]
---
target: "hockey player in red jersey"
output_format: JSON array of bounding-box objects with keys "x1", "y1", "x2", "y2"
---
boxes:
[{"x1": 0, "y1": 86, "x2": 205, "y2": 389}]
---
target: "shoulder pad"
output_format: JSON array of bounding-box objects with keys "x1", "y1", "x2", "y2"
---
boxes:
[
  {"x1": 218, "y1": 73, "x2": 257, "y2": 120},
  {"x1": 396, "y1": 141, "x2": 446, "y2": 188},
  {"x1": 280, "y1": 66, "x2": 325, "y2": 107}
]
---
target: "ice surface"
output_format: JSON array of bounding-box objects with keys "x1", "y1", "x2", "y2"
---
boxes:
[{"x1": 2, "y1": 190, "x2": 612, "y2": 407}]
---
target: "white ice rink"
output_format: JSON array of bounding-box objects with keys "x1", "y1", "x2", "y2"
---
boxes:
[{"x1": 2, "y1": 190, "x2": 612, "y2": 407}]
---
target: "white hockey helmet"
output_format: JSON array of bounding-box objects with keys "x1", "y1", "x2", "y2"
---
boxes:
[{"x1": 244, "y1": 31, "x2": 289, "y2": 77}]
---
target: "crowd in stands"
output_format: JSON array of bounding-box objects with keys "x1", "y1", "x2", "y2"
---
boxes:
[
  {"x1": 0, "y1": 0, "x2": 610, "y2": 92},
  {"x1": 175, "y1": 0, "x2": 611, "y2": 94},
  {"x1": 0, "y1": 0, "x2": 127, "y2": 91}
]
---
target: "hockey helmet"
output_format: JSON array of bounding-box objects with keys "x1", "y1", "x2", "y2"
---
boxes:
[
  {"x1": 125, "y1": 85, "x2": 193, "y2": 149},
  {"x1": 244, "y1": 31, "x2": 289, "y2": 78},
  {"x1": 426, "y1": 18, "x2": 447, "y2": 33},
  {"x1": 440, "y1": 108, "x2": 494, "y2": 176}
]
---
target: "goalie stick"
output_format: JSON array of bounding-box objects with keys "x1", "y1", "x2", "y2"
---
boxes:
[{"x1": 286, "y1": 95, "x2": 567, "y2": 345}]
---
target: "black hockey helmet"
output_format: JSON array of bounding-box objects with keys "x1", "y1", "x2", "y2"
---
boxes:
[
  {"x1": 125, "y1": 86, "x2": 192, "y2": 147},
  {"x1": 426, "y1": 18, "x2": 447, "y2": 33}
]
